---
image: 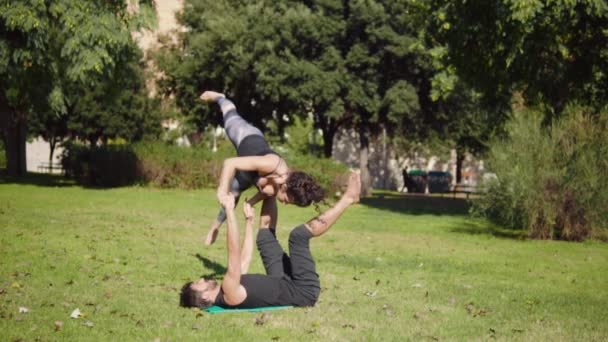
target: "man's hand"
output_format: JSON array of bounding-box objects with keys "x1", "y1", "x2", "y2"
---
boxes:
[
  {"x1": 218, "y1": 192, "x2": 235, "y2": 210},
  {"x1": 243, "y1": 199, "x2": 255, "y2": 222},
  {"x1": 199, "y1": 90, "x2": 225, "y2": 102}
]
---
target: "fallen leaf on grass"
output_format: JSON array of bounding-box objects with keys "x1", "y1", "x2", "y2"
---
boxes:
[
  {"x1": 413, "y1": 312, "x2": 425, "y2": 320},
  {"x1": 381, "y1": 304, "x2": 395, "y2": 316},
  {"x1": 255, "y1": 313, "x2": 269, "y2": 326},
  {"x1": 18, "y1": 307, "x2": 29, "y2": 314},
  {"x1": 0, "y1": 288, "x2": 5, "y2": 294},
  {"x1": 70, "y1": 308, "x2": 82, "y2": 319},
  {"x1": 11, "y1": 282, "x2": 21, "y2": 289},
  {"x1": 465, "y1": 302, "x2": 490, "y2": 317},
  {"x1": 82, "y1": 321, "x2": 94, "y2": 328},
  {"x1": 365, "y1": 290, "x2": 378, "y2": 297},
  {"x1": 191, "y1": 324, "x2": 200, "y2": 330},
  {"x1": 342, "y1": 323, "x2": 355, "y2": 329},
  {"x1": 54, "y1": 321, "x2": 63, "y2": 331},
  {"x1": 411, "y1": 283, "x2": 422, "y2": 288}
]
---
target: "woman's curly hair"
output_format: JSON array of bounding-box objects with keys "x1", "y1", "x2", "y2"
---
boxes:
[{"x1": 285, "y1": 171, "x2": 326, "y2": 207}]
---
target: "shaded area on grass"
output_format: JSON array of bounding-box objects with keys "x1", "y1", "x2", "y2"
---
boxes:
[
  {"x1": 195, "y1": 253, "x2": 226, "y2": 279},
  {"x1": 450, "y1": 220, "x2": 527, "y2": 240},
  {"x1": 361, "y1": 192, "x2": 471, "y2": 216},
  {"x1": 0, "y1": 172, "x2": 76, "y2": 188}
]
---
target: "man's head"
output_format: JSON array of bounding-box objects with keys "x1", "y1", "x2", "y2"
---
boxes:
[{"x1": 179, "y1": 278, "x2": 220, "y2": 309}]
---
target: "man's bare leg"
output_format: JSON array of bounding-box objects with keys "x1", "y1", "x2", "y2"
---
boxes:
[{"x1": 305, "y1": 172, "x2": 360, "y2": 237}]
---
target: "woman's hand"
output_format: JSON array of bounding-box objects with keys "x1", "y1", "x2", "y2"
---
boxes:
[
  {"x1": 243, "y1": 199, "x2": 255, "y2": 222},
  {"x1": 218, "y1": 192, "x2": 235, "y2": 210}
]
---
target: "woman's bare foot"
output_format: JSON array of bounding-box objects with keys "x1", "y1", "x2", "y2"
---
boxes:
[
  {"x1": 204, "y1": 220, "x2": 222, "y2": 246},
  {"x1": 199, "y1": 90, "x2": 225, "y2": 102},
  {"x1": 343, "y1": 172, "x2": 361, "y2": 204}
]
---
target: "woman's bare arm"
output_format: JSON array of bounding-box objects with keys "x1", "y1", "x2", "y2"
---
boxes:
[{"x1": 217, "y1": 155, "x2": 281, "y2": 198}]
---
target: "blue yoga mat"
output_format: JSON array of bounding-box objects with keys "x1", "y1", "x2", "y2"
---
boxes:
[{"x1": 205, "y1": 305, "x2": 292, "y2": 314}]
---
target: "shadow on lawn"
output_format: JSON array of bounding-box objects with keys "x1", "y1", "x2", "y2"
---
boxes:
[
  {"x1": 361, "y1": 192, "x2": 471, "y2": 216},
  {"x1": 195, "y1": 253, "x2": 227, "y2": 278},
  {"x1": 0, "y1": 171, "x2": 77, "y2": 188},
  {"x1": 450, "y1": 219, "x2": 527, "y2": 240}
]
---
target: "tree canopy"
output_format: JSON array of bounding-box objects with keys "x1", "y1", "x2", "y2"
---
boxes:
[
  {"x1": 427, "y1": 0, "x2": 608, "y2": 115},
  {"x1": 0, "y1": 0, "x2": 156, "y2": 175}
]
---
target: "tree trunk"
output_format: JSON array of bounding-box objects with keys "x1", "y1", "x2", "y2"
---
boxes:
[
  {"x1": 0, "y1": 96, "x2": 27, "y2": 176},
  {"x1": 456, "y1": 146, "x2": 465, "y2": 184},
  {"x1": 49, "y1": 136, "x2": 57, "y2": 166},
  {"x1": 321, "y1": 123, "x2": 336, "y2": 158},
  {"x1": 359, "y1": 125, "x2": 372, "y2": 197}
]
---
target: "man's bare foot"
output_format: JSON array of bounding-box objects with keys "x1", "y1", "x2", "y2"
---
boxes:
[
  {"x1": 343, "y1": 172, "x2": 361, "y2": 204},
  {"x1": 204, "y1": 228, "x2": 219, "y2": 246},
  {"x1": 199, "y1": 90, "x2": 225, "y2": 102}
]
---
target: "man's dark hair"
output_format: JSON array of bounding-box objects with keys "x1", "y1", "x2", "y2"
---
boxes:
[
  {"x1": 286, "y1": 171, "x2": 325, "y2": 207},
  {"x1": 179, "y1": 281, "x2": 214, "y2": 309}
]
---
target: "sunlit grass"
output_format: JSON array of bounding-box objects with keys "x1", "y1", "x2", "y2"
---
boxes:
[{"x1": 1, "y1": 174, "x2": 607, "y2": 341}]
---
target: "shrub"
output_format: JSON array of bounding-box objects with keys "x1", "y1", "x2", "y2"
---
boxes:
[
  {"x1": 473, "y1": 105, "x2": 608, "y2": 241},
  {"x1": 61, "y1": 139, "x2": 349, "y2": 193},
  {"x1": 61, "y1": 142, "x2": 138, "y2": 187},
  {"x1": 285, "y1": 152, "x2": 350, "y2": 199}
]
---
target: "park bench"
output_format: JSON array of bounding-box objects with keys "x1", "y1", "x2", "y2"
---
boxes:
[
  {"x1": 37, "y1": 162, "x2": 64, "y2": 174},
  {"x1": 450, "y1": 183, "x2": 478, "y2": 199}
]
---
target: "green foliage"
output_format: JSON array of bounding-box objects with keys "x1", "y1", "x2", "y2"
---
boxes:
[
  {"x1": 285, "y1": 152, "x2": 349, "y2": 199},
  {"x1": 66, "y1": 48, "x2": 163, "y2": 145},
  {"x1": 61, "y1": 142, "x2": 139, "y2": 187},
  {"x1": 0, "y1": 0, "x2": 157, "y2": 175},
  {"x1": 133, "y1": 141, "x2": 231, "y2": 189},
  {"x1": 154, "y1": 0, "x2": 431, "y2": 157},
  {"x1": 61, "y1": 140, "x2": 348, "y2": 192},
  {"x1": 427, "y1": 0, "x2": 608, "y2": 113},
  {"x1": 473, "y1": 105, "x2": 608, "y2": 240}
]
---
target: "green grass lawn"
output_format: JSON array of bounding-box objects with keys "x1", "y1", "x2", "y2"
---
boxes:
[{"x1": 1, "y1": 174, "x2": 607, "y2": 341}]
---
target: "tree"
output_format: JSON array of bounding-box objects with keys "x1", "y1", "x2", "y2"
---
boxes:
[
  {"x1": 66, "y1": 47, "x2": 162, "y2": 145},
  {"x1": 0, "y1": 0, "x2": 155, "y2": 175},
  {"x1": 427, "y1": 0, "x2": 608, "y2": 115},
  {"x1": 156, "y1": 0, "x2": 433, "y2": 195}
]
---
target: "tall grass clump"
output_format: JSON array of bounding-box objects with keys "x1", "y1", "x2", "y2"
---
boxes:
[{"x1": 474, "y1": 105, "x2": 608, "y2": 241}]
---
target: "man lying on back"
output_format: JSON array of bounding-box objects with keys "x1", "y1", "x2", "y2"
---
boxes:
[{"x1": 180, "y1": 172, "x2": 361, "y2": 308}]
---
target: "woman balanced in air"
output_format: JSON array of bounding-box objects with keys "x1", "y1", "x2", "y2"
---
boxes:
[{"x1": 199, "y1": 91, "x2": 325, "y2": 245}]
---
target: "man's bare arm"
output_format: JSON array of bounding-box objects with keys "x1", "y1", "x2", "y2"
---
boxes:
[
  {"x1": 306, "y1": 172, "x2": 360, "y2": 237},
  {"x1": 221, "y1": 205, "x2": 247, "y2": 305}
]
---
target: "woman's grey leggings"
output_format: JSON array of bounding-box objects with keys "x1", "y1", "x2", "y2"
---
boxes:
[
  {"x1": 218, "y1": 97, "x2": 264, "y2": 147},
  {"x1": 215, "y1": 97, "x2": 263, "y2": 223}
]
